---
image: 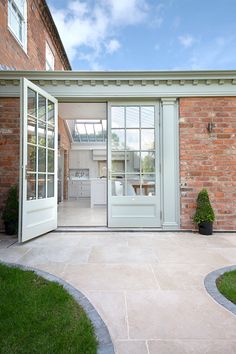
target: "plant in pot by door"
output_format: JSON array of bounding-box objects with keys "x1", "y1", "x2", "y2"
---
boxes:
[
  {"x1": 2, "y1": 185, "x2": 19, "y2": 235},
  {"x1": 193, "y1": 189, "x2": 215, "y2": 235}
]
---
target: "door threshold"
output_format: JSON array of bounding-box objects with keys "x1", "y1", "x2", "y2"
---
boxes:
[{"x1": 55, "y1": 226, "x2": 186, "y2": 232}]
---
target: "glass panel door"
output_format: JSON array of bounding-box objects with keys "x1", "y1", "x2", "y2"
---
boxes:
[
  {"x1": 108, "y1": 103, "x2": 160, "y2": 227},
  {"x1": 19, "y1": 78, "x2": 58, "y2": 242}
]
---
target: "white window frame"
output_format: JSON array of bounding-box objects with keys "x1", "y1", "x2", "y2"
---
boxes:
[
  {"x1": 45, "y1": 42, "x2": 55, "y2": 71},
  {"x1": 8, "y1": 0, "x2": 27, "y2": 51}
]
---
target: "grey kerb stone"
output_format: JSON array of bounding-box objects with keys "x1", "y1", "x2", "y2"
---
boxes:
[{"x1": 204, "y1": 265, "x2": 236, "y2": 316}]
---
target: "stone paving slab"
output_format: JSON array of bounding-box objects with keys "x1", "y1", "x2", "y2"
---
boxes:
[{"x1": 0, "y1": 231, "x2": 236, "y2": 354}]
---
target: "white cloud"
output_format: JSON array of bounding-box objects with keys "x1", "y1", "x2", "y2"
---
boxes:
[
  {"x1": 106, "y1": 39, "x2": 121, "y2": 54},
  {"x1": 49, "y1": 0, "x2": 150, "y2": 69},
  {"x1": 102, "y1": 0, "x2": 149, "y2": 25},
  {"x1": 68, "y1": 1, "x2": 88, "y2": 16},
  {"x1": 178, "y1": 34, "x2": 195, "y2": 48}
]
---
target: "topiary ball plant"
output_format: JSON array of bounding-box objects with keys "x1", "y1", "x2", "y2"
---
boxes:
[
  {"x1": 193, "y1": 189, "x2": 215, "y2": 235},
  {"x1": 2, "y1": 185, "x2": 19, "y2": 235}
]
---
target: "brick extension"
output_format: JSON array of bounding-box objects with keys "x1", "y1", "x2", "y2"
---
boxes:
[
  {"x1": 180, "y1": 97, "x2": 236, "y2": 230},
  {"x1": 0, "y1": 98, "x2": 20, "y2": 231}
]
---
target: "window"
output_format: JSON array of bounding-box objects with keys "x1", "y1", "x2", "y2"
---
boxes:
[
  {"x1": 8, "y1": 0, "x2": 27, "y2": 50},
  {"x1": 68, "y1": 120, "x2": 107, "y2": 143},
  {"x1": 46, "y1": 42, "x2": 55, "y2": 70},
  {"x1": 111, "y1": 105, "x2": 156, "y2": 196},
  {"x1": 27, "y1": 88, "x2": 56, "y2": 200}
]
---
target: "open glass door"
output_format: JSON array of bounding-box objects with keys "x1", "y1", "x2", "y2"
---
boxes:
[
  {"x1": 108, "y1": 103, "x2": 160, "y2": 227},
  {"x1": 19, "y1": 78, "x2": 58, "y2": 242}
]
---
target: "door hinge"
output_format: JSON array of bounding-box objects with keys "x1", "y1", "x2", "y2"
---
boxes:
[{"x1": 160, "y1": 210, "x2": 162, "y2": 220}]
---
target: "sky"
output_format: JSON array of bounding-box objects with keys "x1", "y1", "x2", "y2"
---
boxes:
[{"x1": 47, "y1": 0, "x2": 236, "y2": 71}]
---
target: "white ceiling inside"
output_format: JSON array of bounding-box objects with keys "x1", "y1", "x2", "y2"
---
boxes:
[{"x1": 59, "y1": 103, "x2": 107, "y2": 120}]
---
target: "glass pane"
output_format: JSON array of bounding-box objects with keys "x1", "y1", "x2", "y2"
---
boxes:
[
  {"x1": 126, "y1": 106, "x2": 139, "y2": 128},
  {"x1": 28, "y1": 88, "x2": 37, "y2": 117},
  {"x1": 48, "y1": 100, "x2": 54, "y2": 125},
  {"x1": 111, "y1": 107, "x2": 125, "y2": 128},
  {"x1": 141, "y1": 151, "x2": 155, "y2": 173},
  {"x1": 126, "y1": 129, "x2": 139, "y2": 150},
  {"x1": 27, "y1": 116, "x2": 37, "y2": 144},
  {"x1": 48, "y1": 125, "x2": 55, "y2": 148},
  {"x1": 48, "y1": 149, "x2": 54, "y2": 173},
  {"x1": 38, "y1": 95, "x2": 46, "y2": 122},
  {"x1": 76, "y1": 123, "x2": 86, "y2": 135},
  {"x1": 47, "y1": 175, "x2": 54, "y2": 197},
  {"x1": 38, "y1": 147, "x2": 46, "y2": 172},
  {"x1": 141, "y1": 106, "x2": 154, "y2": 128},
  {"x1": 126, "y1": 151, "x2": 140, "y2": 173},
  {"x1": 94, "y1": 123, "x2": 103, "y2": 141},
  {"x1": 141, "y1": 174, "x2": 155, "y2": 196},
  {"x1": 126, "y1": 175, "x2": 140, "y2": 196},
  {"x1": 27, "y1": 144, "x2": 36, "y2": 172},
  {"x1": 112, "y1": 129, "x2": 125, "y2": 150},
  {"x1": 112, "y1": 151, "x2": 125, "y2": 173},
  {"x1": 9, "y1": 4, "x2": 23, "y2": 41},
  {"x1": 38, "y1": 123, "x2": 46, "y2": 146},
  {"x1": 27, "y1": 174, "x2": 36, "y2": 200},
  {"x1": 112, "y1": 175, "x2": 125, "y2": 196},
  {"x1": 38, "y1": 174, "x2": 46, "y2": 199},
  {"x1": 141, "y1": 129, "x2": 155, "y2": 150}
]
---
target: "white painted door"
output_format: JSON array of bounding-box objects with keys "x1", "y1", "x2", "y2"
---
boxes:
[
  {"x1": 19, "y1": 78, "x2": 58, "y2": 242},
  {"x1": 108, "y1": 103, "x2": 161, "y2": 227}
]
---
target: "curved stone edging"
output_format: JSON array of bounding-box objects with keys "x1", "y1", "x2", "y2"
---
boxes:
[
  {"x1": 204, "y1": 265, "x2": 236, "y2": 316},
  {"x1": 0, "y1": 261, "x2": 115, "y2": 354}
]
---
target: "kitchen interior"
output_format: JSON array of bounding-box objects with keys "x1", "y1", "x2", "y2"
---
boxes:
[{"x1": 57, "y1": 102, "x2": 107, "y2": 227}]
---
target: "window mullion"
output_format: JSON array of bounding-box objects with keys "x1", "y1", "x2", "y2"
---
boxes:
[
  {"x1": 36, "y1": 93, "x2": 39, "y2": 200},
  {"x1": 46, "y1": 99, "x2": 48, "y2": 198}
]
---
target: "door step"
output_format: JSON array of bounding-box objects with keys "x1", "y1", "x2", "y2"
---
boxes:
[{"x1": 55, "y1": 226, "x2": 184, "y2": 232}]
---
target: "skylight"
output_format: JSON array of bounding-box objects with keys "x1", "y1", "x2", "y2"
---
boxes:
[{"x1": 68, "y1": 120, "x2": 107, "y2": 143}]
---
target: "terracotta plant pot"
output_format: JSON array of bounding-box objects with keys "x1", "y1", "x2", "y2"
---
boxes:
[{"x1": 198, "y1": 221, "x2": 213, "y2": 235}]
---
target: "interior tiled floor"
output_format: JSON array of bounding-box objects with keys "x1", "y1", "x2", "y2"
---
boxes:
[
  {"x1": 57, "y1": 198, "x2": 107, "y2": 226},
  {"x1": 0, "y1": 231, "x2": 236, "y2": 354}
]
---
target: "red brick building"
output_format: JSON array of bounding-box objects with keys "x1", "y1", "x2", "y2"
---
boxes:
[
  {"x1": 0, "y1": 4, "x2": 236, "y2": 241},
  {"x1": 0, "y1": 0, "x2": 71, "y2": 71}
]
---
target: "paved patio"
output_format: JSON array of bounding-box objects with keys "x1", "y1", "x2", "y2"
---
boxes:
[{"x1": 0, "y1": 231, "x2": 236, "y2": 354}]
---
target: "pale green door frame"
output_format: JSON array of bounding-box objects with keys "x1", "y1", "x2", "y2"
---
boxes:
[{"x1": 161, "y1": 98, "x2": 180, "y2": 229}]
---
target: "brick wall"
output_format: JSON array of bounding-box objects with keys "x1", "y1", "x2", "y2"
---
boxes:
[
  {"x1": 0, "y1": 98, "x2": 20, "y2": 231},
  {"x1": 179, "y1": 97, "x2": 236, "y2": 230},
  {"x1": 0, "y1": 0, "x2": 68, "y2": 70},
  {"x1": 58, "y1": 117, "x2": 71, "y2": 199}
]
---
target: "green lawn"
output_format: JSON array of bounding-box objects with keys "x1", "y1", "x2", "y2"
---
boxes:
[
  {"x1": 216, "y1": 270, "x2": 236, "y2": 305},
  {"x1": 0, "y1": 263, "x2": 97, "y2": 354}
]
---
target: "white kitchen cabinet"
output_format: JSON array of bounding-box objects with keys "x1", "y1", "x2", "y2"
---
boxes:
[
  {"x1": 68, "y1": 180, "x2": 91, "y2": 199},
  {"x1": 78, "y1": 181, "x2": 90, "y2": 197},
  {"x1": 91, "y1": 179, "x2": 107, "y2": 207}
]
